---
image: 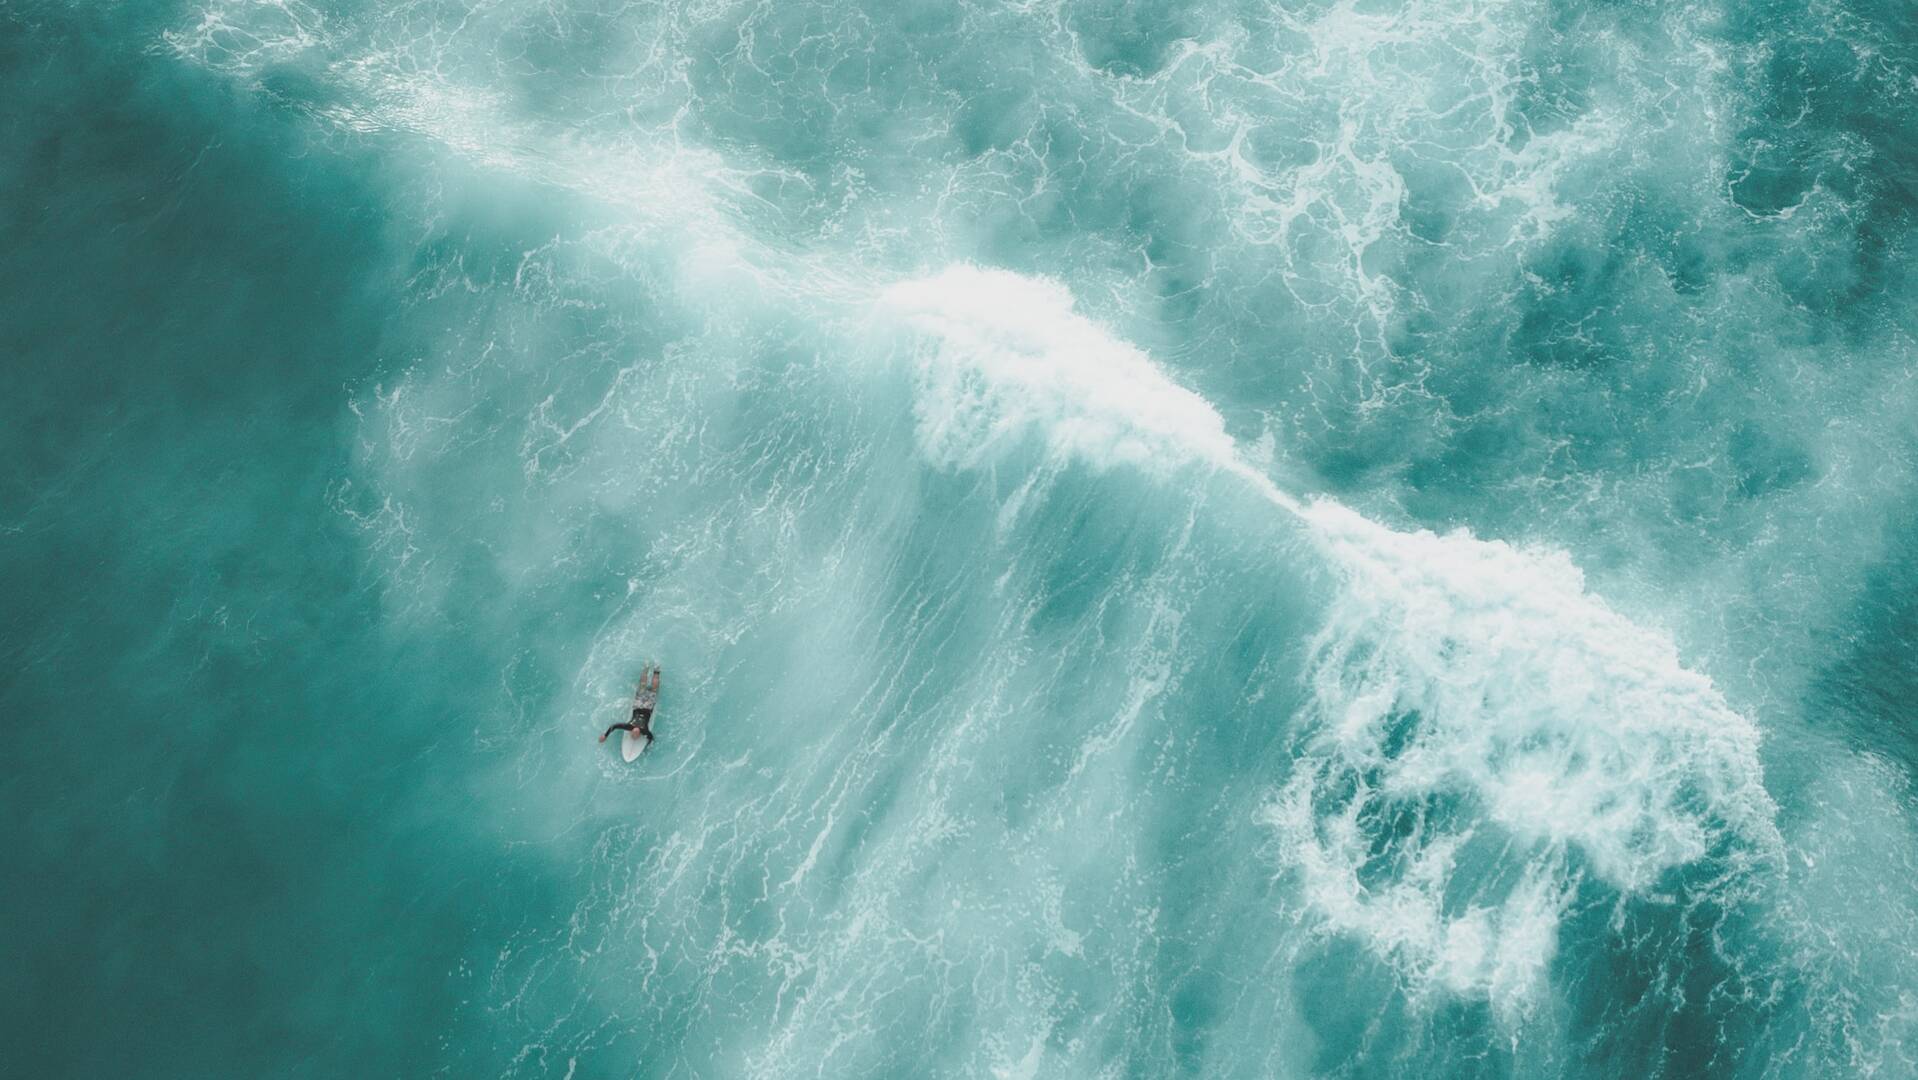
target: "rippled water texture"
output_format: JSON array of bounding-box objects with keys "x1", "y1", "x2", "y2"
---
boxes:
[{"x1": 5, "y1": 0, "x2": 1918, "y2": 1075}]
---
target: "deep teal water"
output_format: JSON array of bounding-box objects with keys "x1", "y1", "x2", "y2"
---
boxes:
[{"x1": 4, "y1": 0, "x2": 1918, "y2": 1076}]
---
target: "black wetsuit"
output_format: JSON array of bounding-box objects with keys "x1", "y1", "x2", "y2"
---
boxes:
[{"x1": 603, "y1": 707, "x2": 654, "y2": 747}]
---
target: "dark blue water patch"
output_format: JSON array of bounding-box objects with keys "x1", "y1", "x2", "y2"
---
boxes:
[
  {"x1": 496, "y1": 5, "x2": 656, "y2": 119},
  {"x1": 0, "y1": 12, "x2": 597, "y2": 1076},
  {"x1": 1553, "y1": 874, "x2": 1798, "y2": 1080},
  {"x1": 1040, "y1": 155, "x2": 1233, "y2": 278},
  {"x1": 1062, "y1": 0, "x2": 1207, "y2": 78},
  {"x1": 1725, "y1": 421, "x2": 1814, "y2": 499},
  {"x1": 682, "y1": 1, "x2": 969, "y2": 187},
  {"x1": 1398, "y1": 417, "x2": 1534, "y2": 508},
  {"x1": 1393, "y1": 156, "x2": 1477, "y2": 245},
  {"x1": 954, "y1": 85, "x2": 1040, "y2": 157},
  {"x1": 1718, "y1": 0, "x2": 1918, "y2": 321},
  {"x1": 1285, "y1": 862, "x2": 1786, "y2": 1078},
  {"x1": 1507, "y1": 236, "x2": 1641, "y2": 373},
  {"x1": 248, "y1": 57, "x2": 349, "y2": 119},
  {"x1": 980, "y1": 468, "x2": 1183, "y2": 636},
  {"x1": 1288, "y1": 936, "x2": 1513, "y2": 1079},
  {"x1": 1505, "y1": 18, "x2": 1603, "y2": 150},
  {"x1": 1801, "y1": 507, "x2": 1918, "y2": 778}
]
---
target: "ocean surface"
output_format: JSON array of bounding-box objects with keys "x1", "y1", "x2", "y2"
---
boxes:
[{"x1": 4, "y1": 0, "x2": 1918, "y2": 1075}]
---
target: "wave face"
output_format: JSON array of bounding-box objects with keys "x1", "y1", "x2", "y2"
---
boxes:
[
  {"x1": 884, "y1": 264, "x2": 1782, "y2": 1023},
  {"x1": 8, "y1": 0, "x2": 1918, "y2": 1076}
]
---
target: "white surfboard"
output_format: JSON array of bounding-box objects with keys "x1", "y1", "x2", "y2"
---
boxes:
[{"x1": 621, "y1": 729, "x2": 646, "y2": 762}]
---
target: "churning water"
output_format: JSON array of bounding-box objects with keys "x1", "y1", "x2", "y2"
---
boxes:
[{"x1": 5, "y1": 0, "x2": 1918, "y2": 1075}]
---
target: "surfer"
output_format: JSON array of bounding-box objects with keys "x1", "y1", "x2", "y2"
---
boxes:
[{"x1": 599, "y1": 665, "x2": 660, "y2": 751}]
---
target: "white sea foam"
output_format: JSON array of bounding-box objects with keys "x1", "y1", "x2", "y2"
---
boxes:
[
  {"x1": 880, "y1": 267, "x2": 1250, "y2": 479},
  {"x1": 882, "y1": 264, "x2": 1781, "y2": 1014}
]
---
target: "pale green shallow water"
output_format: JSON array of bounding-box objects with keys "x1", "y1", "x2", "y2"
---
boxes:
[{"x1": 4, "y1": 0, "x2": 1918, "y2": 1076}]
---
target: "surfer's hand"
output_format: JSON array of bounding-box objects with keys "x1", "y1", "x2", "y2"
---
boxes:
[{"x1": 598, "y1": 733, "x2": 608, "y2": 743}]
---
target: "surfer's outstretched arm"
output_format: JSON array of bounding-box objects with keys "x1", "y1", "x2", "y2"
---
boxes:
[{"x1": 599, "y1": 722, "x2": 637, "y2": 743}]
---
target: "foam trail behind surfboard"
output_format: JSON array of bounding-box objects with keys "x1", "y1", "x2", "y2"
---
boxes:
[{"x1": 881, "y1": 264, "x2": 1780, "y2": 1017}]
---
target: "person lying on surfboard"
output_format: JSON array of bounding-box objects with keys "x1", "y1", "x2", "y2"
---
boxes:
[{"x1": 599, "y1": 665, "x2": 660, "y2": 751}]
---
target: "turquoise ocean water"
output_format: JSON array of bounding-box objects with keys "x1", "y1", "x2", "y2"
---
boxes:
[{"x1": 5, "y1": 0, "x2": 1918, "y2": 1075}]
